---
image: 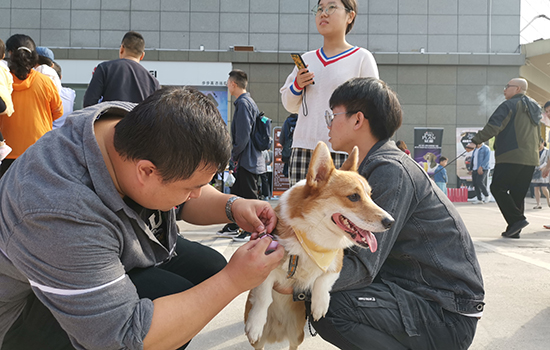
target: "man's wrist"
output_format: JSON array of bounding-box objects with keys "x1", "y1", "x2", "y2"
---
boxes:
[{"x1": 225, "y1": 196, "x2": 242, "y2": 223}]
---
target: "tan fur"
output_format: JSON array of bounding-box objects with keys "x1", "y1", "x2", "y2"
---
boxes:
[
  {"x1": 244, "y1": 142, "x2": 394, "y2": 349},
  {"x1": 423, "y1": 152, "x2": 438, "y2": 168}
]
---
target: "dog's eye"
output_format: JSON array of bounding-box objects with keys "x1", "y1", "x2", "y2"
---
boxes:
[{"x1": 347, "y1": 193, "x2": 360, "y2": 202}]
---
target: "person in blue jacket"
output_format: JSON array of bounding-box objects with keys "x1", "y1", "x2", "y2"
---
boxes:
[
  {"x1": 469, "y1": 143, "x2": 491, "y2": 204},
  {"x1": 433, "y1": 156, "x2": 448, "y2": 195}
]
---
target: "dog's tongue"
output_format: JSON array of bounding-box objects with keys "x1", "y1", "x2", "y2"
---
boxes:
[{"x1": 358, "y1": 228, "x2": 378, "y2": 253}]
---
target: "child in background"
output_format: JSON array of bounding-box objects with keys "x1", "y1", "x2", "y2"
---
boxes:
[{"x1": 434, "y1": 156, "x2": 448, "y2": 195}]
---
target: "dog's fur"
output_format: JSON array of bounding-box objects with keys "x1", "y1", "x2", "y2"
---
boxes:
[{"x1": 244, "y1": 142, "x2": 394, "y2": 350}]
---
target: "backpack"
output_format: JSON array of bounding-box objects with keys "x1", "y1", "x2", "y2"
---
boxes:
[{"x1": 251, "y1": 112, "x2": 273, "y2": 151}]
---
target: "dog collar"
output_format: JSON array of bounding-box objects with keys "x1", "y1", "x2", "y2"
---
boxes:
[{"x1": 294, "y1": 229, "x2": 339, "y2": 272}]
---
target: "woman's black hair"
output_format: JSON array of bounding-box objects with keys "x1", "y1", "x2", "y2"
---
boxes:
[{"x1": 6, "y1": 34, "x2": 38, "y2": 81}]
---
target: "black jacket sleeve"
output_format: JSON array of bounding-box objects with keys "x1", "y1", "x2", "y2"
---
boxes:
[{"x1": 83, "y1": 65, "x2": 105, "y2": 107}]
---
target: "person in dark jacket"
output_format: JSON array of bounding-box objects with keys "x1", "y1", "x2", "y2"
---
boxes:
[
  {"x1": 218, "y1": 70, "x2": 266, "y2": 242},
  {"x1": 83, "y1": 31, "x2": 160, "y2": 107},
  {"x1": 467, "y1": 78, "x2": 541, "y2": 238},
  {"x1": 279, "y1": 113, "x2": 298, "y2": 177},
  {"x1": 312, "y1": 77, "x2": 484, "y2": 350}
]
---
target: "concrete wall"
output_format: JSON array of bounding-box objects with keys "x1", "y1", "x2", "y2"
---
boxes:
[
  {"x1": 0, "y1": 0, "x2": 525, "y2": 186},
  {"x1": 0, "y1": 0, "x2": 520, "y2": 53}
]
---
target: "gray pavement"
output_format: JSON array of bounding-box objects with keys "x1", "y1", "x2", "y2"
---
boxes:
[{"x1": 179, "y1": 197, "x2": 550, "y2": 350}]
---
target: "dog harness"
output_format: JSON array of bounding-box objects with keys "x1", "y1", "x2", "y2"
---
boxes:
[{"x1": 293, "y1": 229, "x2": 339, "y2": 272}]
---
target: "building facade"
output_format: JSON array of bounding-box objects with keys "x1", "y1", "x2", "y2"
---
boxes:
[{"x1": 0, "y1": 0, "x2": 527, "y2": 186}]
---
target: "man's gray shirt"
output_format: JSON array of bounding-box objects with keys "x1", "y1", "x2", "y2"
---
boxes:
[{"x1": 0, "y1": 102, "x2": 180, "y2": 349}]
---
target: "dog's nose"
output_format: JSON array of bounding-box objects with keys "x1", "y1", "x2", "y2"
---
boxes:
[{"x1": 382, "y1": 217, "x2": 394, "y2": 229}]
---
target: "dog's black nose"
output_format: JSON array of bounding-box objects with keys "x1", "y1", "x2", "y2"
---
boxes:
[{"x1": 382, "y1": 217, "x2": 394, "y2": 229}]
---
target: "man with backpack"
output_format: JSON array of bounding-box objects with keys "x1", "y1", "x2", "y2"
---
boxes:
[{"x1": 218, "y1": 69, "x2": 265, "y2": 242}]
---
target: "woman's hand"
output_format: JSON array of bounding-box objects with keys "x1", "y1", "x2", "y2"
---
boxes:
[{"x1": 295, "y1": 67, "x2": 315, "y2": 89}]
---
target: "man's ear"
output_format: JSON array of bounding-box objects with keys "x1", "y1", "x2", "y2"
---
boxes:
[
  {"x1": 354, "y1": 111, "x2": 367, "y2": 130},
  {"x1": 135, "y1": 160, "x2": 157, "y2": 185},
  {"x1": 119, "y1": 45, "x2": 124, "y2": 58},
  {"x1": 139, "y1": 52, "x2": 145, "y2": 61}
]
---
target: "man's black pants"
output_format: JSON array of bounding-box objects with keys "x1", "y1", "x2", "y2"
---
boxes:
[
  {"x1": 2, "y1": 236, "x2": 227, "y2": 350},
  {"x1": 490, "y1": 163, "x2": 535, "y2": 226},
  {"x1": 230, "y1": 166, "x2": 259, "y2": 200},
  {"x1": 311, "y1": 283, "x2": 478, "y2": 350},
  {"x1": 472, "y1": 170, "x2": 489, "y2": 200}
]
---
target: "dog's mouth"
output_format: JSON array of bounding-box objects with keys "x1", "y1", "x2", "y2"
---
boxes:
[{"x1": 331, "y1": 213, "x2": 378, "y2": 252}]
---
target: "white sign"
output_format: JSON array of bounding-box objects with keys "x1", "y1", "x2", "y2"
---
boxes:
[{"x1": 55, "y1": 59, "x2": 232, "y2": 86}]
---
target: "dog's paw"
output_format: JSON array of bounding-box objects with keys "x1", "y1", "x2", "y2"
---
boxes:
[
  {"x1": 310, "y1": 294, "x2": 330, "y2": 321},
  {"x1": 245, "y1": 321, "x2": 264, "y2": 344}
]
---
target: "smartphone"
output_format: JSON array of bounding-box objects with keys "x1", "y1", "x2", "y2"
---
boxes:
[{"x1": 291, "y1": 53, "x2": 314, "y2": 85}]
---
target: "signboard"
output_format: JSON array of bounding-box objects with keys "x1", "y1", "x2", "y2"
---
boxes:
[
  {"x1": 272, "y1": 126, "x2": 290, "y2": 197},
  {"x1": 55, "y1": 59, "x2": 232, "y2": 86},
  {"x1": 413, "y1": 127, "x2": 444, "y2": 175}
]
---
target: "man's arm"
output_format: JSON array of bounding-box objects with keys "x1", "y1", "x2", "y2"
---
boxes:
[
  {"x1": 83, "y1": 65, "x2": 105, "y2": 107},
  {"x1": 471, "y1": 103, "x2": 512, "y2": 145},
  {"x1": 179, "y1": 184, "x2": 277, "y2": 234},
  {"x1": 144, "y1": 237, "x2": 284, "y2": 350}
]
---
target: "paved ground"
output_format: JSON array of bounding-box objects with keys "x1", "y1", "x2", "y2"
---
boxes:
[{"x1": 179, "y1": 197, "x2": 550, "y2": 350}]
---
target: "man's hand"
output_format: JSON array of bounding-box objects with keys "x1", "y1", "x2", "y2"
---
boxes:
[
  {"x1": 224, "y1": 236, "x2": 284, "y2": 292},
  {"x1": 477, "y1": 167, "x2": 484, "y2": 175},
  {"x1": 231, "y1": 199, "x2": 277, "y2": 234}
]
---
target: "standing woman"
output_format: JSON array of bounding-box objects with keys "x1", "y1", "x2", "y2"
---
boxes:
[
  {"x1": 0, "y1": 34, "x2": 62, "y2": 177},
  {"x1": 280, "y1": 0, "x2": 378, "y2": 185}
]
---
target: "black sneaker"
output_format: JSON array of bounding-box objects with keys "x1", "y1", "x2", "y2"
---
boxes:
[
  {"x1": 216, "y1": 223, "x2": 240, "y2": 237},
  {"x1": 502, "y1": 219, "x2": 529, "y2": 238},
  {"x1": 232, "y1": 230, "x2": 251, "y2": 242},
  {"x1": 502, "y1": 229, "x2": 521, "y2": 239}
]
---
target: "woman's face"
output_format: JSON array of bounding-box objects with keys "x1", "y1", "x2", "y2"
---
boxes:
[{"x1": 315, "y1": 0, "x2": 354, "y2": 37}]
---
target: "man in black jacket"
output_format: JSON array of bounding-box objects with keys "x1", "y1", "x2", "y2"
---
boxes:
[
  {"x1": 467, "y1": 78, "x2": 541, "y2": 238},
  {"x1": 83, "y1": 31, "x2": 160, "y2": 107}
]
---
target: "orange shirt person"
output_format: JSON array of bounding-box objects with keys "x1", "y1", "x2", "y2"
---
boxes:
[{"x1": 0, "y1": 34, "x2": 62, "y2": 177}]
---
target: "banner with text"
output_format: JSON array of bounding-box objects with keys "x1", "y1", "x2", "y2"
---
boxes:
[{"x1": 413, "y1": 127, "x2": 444, "y2": 175}]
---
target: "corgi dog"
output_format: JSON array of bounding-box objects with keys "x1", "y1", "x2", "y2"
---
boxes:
[{"x1": 244, "y1": 142, "x2": 394, "y2": 350}]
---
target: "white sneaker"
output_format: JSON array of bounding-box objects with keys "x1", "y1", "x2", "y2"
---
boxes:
[
  {"x1": 0, "y1": 144, "x2": 12, "y2": 161},
  {"x1": 482, "y1": 196, "x2": 490, "y2": 203}
]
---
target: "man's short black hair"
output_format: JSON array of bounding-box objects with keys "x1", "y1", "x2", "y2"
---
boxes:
[
  {"x1": 114, "y1": 86, "x2": 231, "y2": 182},
  {"x1": 330, "y1": 77, "x2": 402, "y2": 141},
  {"x1": 228, "y1": 69, "x2": 248, "y2": 89},
  {"x1": 544, "y1": 101, "x2": 550, "y2": 110},
  {"x1": 122, "y1": 31, "x2": 145, "y2": 57},
  {"x1": 439, "y1": 156, "x2": 448, "y2": 162}
]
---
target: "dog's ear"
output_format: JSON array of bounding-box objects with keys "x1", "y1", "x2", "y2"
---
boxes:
[
  {"x1": 340, "y1": 146, "x2": 359, "y2": 172},
  {"x1": 307, "y1": 142, "x2": 334, "y2": 188}
]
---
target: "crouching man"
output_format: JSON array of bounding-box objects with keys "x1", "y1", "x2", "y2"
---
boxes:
[
  {"x1": 313, "y1": 77, "x2": 485, "y2": 350},
  {"x1": 0, "y1": 87, "x2": 283, "y2": 350}
]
